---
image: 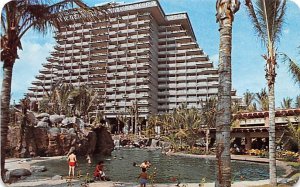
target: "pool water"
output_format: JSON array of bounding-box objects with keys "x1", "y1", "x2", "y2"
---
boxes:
[{"x1": 33, "y1": 148, "x2": 285, "y2": 183}]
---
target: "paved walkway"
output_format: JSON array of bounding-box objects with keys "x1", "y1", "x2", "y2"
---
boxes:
[{"x1": 88, "y1": 179, "x2": 293, "y2": 187}]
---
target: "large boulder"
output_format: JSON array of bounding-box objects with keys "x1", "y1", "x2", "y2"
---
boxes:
[
  {"x1": 48, "y1": 127, "x2": 62, "y2": 156},
  {"x1": 36, "y1": 121, "x2": 49, "y2": 128},
  {"x1": 50, "y1": 115, "x2": 65, "y2": 124},
  {"x1": 61, "y1": 117, "x2": 76, "y2": 126},
  {"x1": 94, "y1": 127, "x2": 114, "y2": 156},
  {"x1": 60, "y1": 128, "x2": 68, "y2": 134},
  {"x1": 36, "y1": 113, "x2": 49, "y2": 118},
  {"x1": 76, "y1": 118, "x2": 85, "y2": 129},
  {"x1": 33, "y1": 128, "x2": 48, "y2": 156},
  {"x1": 27, "y1": 111, "x2": 37, "y2": 125},
  {"x1": 7, "y1": 126, "x2": 21, "y2": 157},
  {"x1": 30, "y1": 165, "x2": 47, "y2": 172},
  {"x1": 49, "y1": 127, "x2": 60, "y2": 135},
  {"x1": 41, "y1": 116, "x2": 50, "y2": 122},
  {"x1": 10, "y1": 169, "x2": 31, "y2": 178},
  {"x1": 68, "y1": 128, "x2": 76, "y2": 135},
  {"x1": 78, "y1": 130, "x2": 97, "y2": 154}
]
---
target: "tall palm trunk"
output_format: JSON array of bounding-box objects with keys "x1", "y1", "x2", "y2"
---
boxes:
[
  {"x1": 267, "y1": 47, "x2": 277, "y2": 186},
  {"x1": 215, "y1": 1, "x2": 239, "y2": 186},
  {"x1": 268, "y1": 83, "x2": 276, "y2": 185},
  {"x1": 18, "y1": 101, "x2": 27, "y2": 155},
  {"x1": 1, "y1": 62, "x2": 14, "y2": 178},
  {"x1": 215, "y1": 25, "x2": 233, "y2": 187},
  {"x1": 205, "y1": 128, "x2": 209, "y2": 154},
  {"x1": 135, "y1": 109, "x2": 138, "y2": 135}
]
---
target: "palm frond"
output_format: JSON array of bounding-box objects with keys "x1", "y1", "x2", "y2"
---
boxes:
[
  {"x1": 288, "y1": 60, "x2": 300, "y2": 85},
  {"x1": 281, "y1": 97, "x2": 293, "y2": 109},
  {"x1": 274, "y1": 0, "x2": 286, "y2": 43},
  {"x1": 287, "y1": 120, "x2": 300, "y2": 145},
  {"x1": 17, "y1": 0, "x2": 96, "y2": 39},
  {"x1": 246, "y1": 0, "x2": 286, "y2": 46},
  {"x1": 255, "y1": 88, "x2": 269, "y2": 110},
  {"x1": 243, "y1": 90, "x2": 256, "y2": 109},
  {"x1": 245, "y1": 0, "x2": 267, "y2": 44},
  {"x1": 281, "y1": 53, "x2": 300, "y2": 86}
]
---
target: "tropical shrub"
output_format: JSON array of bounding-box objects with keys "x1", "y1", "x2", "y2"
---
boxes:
[
  {"x1": 247, "y1": 149, "x2": 268, "y2": 157},
  {"x1": 277, "y1": 150, "x2": 299, "y2": 162}
]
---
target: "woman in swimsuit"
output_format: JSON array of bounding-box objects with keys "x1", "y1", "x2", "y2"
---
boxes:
[{"x1": 67, "y1": 151, "x2": 77, "y2": 178}]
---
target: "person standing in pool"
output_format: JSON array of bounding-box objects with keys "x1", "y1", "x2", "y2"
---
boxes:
[
  {"x1": 67, "y1": 151, "x2": 77, "y2": 178},
  {"x1": 140, "y1": 160, "x2": 151, "y2": 169},
  {"x1": 138, "y1": 167, "x2": 148, "y2": 187}
]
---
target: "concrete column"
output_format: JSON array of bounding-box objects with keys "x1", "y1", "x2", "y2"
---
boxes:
[
  {"x1": 245, "y1": 133, "x2": 252, "y2": 151},
  {"x1": 264, "y1": 116, "x2": 269, "y2": 127},
  {"x1": 145, "y1": 118, "x2": 148, "y2": 129}
]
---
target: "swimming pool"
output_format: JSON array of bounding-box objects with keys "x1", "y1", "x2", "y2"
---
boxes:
[{"x1": 32, "y1": 148, "x2": 285, "y2": 183}]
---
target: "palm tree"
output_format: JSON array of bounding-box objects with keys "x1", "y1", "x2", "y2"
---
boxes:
[
  {"x1": 215, "y1": 0, "x2": 240, "y2": 186},
  {"x1": 116, "y1": 112, "x2": 130, "y2": 134},
  {"x1": 17, "y1": 97, "x2": 31, "y2": 156},
  {"x1": 182, "y1": 107, "x2": 202, "y2": 149},
  {"x1": 39, "y1": 83, "x2": 74, "y2": 114},
  {"x1": 0, "y1": 0, "x2": 96, "y2": 178},
  {"x1": 245, "y1": 0, "x2": 287, "y2": 185},
  {"x1": 281, "y1": 97, "x2": 293, "y2": 109},
  {"x1": 68, "y1": 85, "x2": 100, "y2": 117},
  {"x1": 243, "y1": 90, "x2": 257, "y2": 111},
  {"x1": 147, "y1": 115, "x2": 161, "y2": 137},
  {"x1": 255, "y1": 88, "x2": 269, "y2": 111},
  {"x1": 39, "y1": 83, "x2": 76, "y2": 115},
  {"x1": 128, "y1": 101, "x2": 139, "y2": 134},
  {"x1": 201, "y1": 97, "x2": 217, "y2": 154},
  {"x1": 55, "y1": 83, "x2": 74, "y2": 115},
  {"x1": 160, "y1": 113, "x2": 173, "y2": 136}
]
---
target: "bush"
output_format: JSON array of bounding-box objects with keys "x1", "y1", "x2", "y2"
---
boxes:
[
  {"x1": 277, "y1": 150, "x2": 299, "y2": 162},
  {"x1": 246, "y1": 149, "x2": 268, "y2": 157}
]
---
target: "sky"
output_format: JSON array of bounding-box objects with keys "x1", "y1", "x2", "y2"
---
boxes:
[{"x1": 1, "y1": 0, "x2": 300, "y2": 108}]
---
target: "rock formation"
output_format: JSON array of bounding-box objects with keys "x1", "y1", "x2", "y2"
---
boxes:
[{"x1": 7, "y1": 114, "x2": 114, "y2": 157}]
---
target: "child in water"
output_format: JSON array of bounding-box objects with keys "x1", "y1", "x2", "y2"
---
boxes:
[{"x1": 138, "y1": 167, "x2": 148, "y2": 187}]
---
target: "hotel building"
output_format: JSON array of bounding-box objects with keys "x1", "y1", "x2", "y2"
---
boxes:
[{"x1": 27, "y1": 0, "x2": 221, "y2": 122}]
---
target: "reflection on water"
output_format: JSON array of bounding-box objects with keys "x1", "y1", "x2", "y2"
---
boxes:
[{"x1": 33, "y1": 148, "x2": 284, "y2": 183}]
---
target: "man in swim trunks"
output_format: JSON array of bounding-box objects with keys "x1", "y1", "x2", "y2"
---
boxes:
[
  {"x1": 68, "y1": 151, "x2": 77, "y2": 178},
  {"x1": 140, "y1": 160, "x2": 151, "y2": 169},
  {"x1": 138, "y1": 167, "x2": 148, "y2": 187}
]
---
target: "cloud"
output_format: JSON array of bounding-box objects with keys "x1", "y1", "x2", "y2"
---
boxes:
[
  {"x1": 11, "y1": 39, "x2": 54, "y2": 102},
  {"x1": 209, "y1": 54, "x2": 219, "y2": 67},
  {"x1": 290, "y1": 0, "x2": 300, "y2": 9}
]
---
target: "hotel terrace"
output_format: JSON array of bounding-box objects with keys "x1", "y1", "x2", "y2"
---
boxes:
[
  {"x1": 230, "y1": 108, "x2": 300, "y2": 150},
  {"x1": 27, "y1": 0, "x2": 227, "y2": 123}
]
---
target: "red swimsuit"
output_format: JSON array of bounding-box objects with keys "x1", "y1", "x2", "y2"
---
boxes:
[{"x1": 69, "y1": 162, "x2": 76, "y2": 166}]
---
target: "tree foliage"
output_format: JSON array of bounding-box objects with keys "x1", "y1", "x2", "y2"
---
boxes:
[{"x1": 39, "y1": 83, "x2": 100, "y2": 117}]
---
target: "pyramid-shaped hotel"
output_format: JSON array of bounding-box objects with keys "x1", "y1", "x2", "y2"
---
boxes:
[{"x1": 27, "y1": 0, "x2": 219, "y2": 121}]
